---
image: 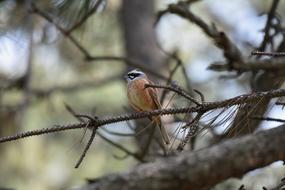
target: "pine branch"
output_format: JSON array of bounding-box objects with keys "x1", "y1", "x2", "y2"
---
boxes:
[{"x1": 1, "y1": 88, "x2": 285, "y2": 144}]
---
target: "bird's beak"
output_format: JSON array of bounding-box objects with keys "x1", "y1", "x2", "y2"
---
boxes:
[{"x1": 124, "y1": 75, "x2": 128, "y2": 80}]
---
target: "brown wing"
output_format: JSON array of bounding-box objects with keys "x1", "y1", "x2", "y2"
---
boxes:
[
  {"x1": 129, "y1": 101, "x2": 143, "y2": 112},
  {"x1": 146, "y1": 79, "x2": 161, "y2": 109},
  {"x1": 146, "y1": 79, "x2": 170, "y2": 144}
]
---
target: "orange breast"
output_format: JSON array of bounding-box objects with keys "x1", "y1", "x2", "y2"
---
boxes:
[{"x1": 127, "y1": 79, "x2": 158, "y2": 111}]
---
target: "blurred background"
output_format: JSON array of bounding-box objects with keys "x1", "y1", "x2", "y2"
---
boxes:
[{"x1": 0, "y1": 0, "x2": 285, "y2": 189}]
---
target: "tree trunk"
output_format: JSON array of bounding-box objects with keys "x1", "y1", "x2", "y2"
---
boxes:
[{"x1": 120, "y1": 0, "x2": 167, "y2": 157}]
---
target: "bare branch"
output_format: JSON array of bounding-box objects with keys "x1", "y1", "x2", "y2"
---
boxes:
[
  {"x1": 208, "y1": 58, "x2": 285, "y2": 73},
  {"x1": 252, "y1": 51, "x2": 285, "y2": 57},
  {"x1": 30, "y1": 3, "x2": 92, "y2": 59},
  {"x1": 258, "y1": 0, "x2": 281, "y2": 53},
  {"x1": 145, "y1": 83, "x2": 201, "y2": 105},
  {"x1": 29, "y1": 4, "x2": 168, "y2": 81},
  {"x1": 159, "y1": 2, "x2": 243, "y2": 65},
  {"x1": 75, "y1": 123, "x2": 98, "y2": 168},
  {"x1": 77, "y1": 125, "x2": 285, "y2": 190},
  {"x1": 251, "y1": 116, "x2": 285, "y2": 123}
]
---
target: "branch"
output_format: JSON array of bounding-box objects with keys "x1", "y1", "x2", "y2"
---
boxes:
[
  {"x1": 30, "y1": 4, "x2": 167, "y2": 81},
  {"x1": 77, "y1": 125, "x2": 285, "y2": 190},
  {"x1": 208, "y1": 58, "x2": 285, "y2": 72},
  {"x1": 145, "y1": 83, "x2": 201, "y2": 105},
  {"x1": 1, "y1": 88, "x2": 285, "y2": 143},
  {"x1": 30, "y1": 3, "x2": 92, "y2": 59},
  {"x1": 258, "y1": 0, "x2": 281, "y2": 53},
  {"x1": 251, "y1": 116, "x2": 285, "y2": 123},
  {"x1": 75, "y1": 123, "x2": 98, "y2": 168},
  {"x1": 159, "y1": 2, "x2": 243, "y2": 65},
  {"x1": 252, "y1": 51, "x2": 285, "y2": 57}
]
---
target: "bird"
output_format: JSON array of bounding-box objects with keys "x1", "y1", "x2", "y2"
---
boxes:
[{"x1": 125, "y1": 69, "x2": 170, "y2": 144}]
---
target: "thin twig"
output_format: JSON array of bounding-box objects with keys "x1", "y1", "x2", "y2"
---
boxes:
[
  {"x1": 30, "y1": 3, "x2": 92, "y2": 59},
  {"x1": 75, "y1": 124, "x2": 98, "y2": 168},
  {"x1": 145, "y1": 84, "x2": 201, "y2": 105},
  {"x1": 251, "y1": 116, "x2": 285, "y2": 123},
  {"x1": 65, "y1": 104, "x2": 142, "y2": 163},
  {"x1": 193, "y1": 89, "x2": 205, "y2": 103},
  {"x1": 251, "y1": 51, "x2": 285, "y2": 57},
  {"x1": 160, "y1": 55, "x2": 182, "y2": 103},
  {"x1": 257, "y1": 0, "x2": 281, "y2": 53},
  {"x1": 177, "y1": 112, "x2": 203, "y2": 151},
  {"x1": 208, "y1": 58, "x2": 285, "y2": 72}
]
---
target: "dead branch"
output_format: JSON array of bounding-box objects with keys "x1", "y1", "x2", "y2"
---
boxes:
[{"x1": 76, "y1": 124, "x2": 285, "y2": 190}]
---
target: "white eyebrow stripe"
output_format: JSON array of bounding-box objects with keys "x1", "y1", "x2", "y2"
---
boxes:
[{"x1": 128, "y1": 70, "x2": 144, "y2": 75}]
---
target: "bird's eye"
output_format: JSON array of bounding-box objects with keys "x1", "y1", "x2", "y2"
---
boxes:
[{"x1": 128, "y1": 73, "x2": 140, "y2": 79}]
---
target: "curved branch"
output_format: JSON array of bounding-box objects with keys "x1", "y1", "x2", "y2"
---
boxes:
[
  {"x1": 145, "y1": 83, "x2": 201, "y2": 105},
  {"x1": 77, "y1": 125, "x2": 285, "y2": 190},
  {"x1": 163, "y1": 2, "x2": 243, "y2": 65}
]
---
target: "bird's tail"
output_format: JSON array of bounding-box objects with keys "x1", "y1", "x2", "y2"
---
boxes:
[{"x1": 155, "y1": 117, "x2": 170, "y2": 145}]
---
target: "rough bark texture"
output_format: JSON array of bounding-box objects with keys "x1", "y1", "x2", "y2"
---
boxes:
[{"x1": 77, "y1": 125, "x2": 285, "y2": 190}]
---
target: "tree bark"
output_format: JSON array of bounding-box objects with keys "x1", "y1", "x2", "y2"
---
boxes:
[
  {"x1": 77, "y1": 125, "x2": 285, "y2": 190},
  {"x1": 121, "y1": 0, "x2": 165, "y2": 69}
]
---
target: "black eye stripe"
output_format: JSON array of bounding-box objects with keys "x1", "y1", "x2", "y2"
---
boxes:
[{"x1": 128, "y1": 73, "x2": 140, "y2": 78}]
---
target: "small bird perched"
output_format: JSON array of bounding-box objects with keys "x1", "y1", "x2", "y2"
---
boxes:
[{"x1": 125, "y1": 69, "x2": 170, "y2": 144}]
